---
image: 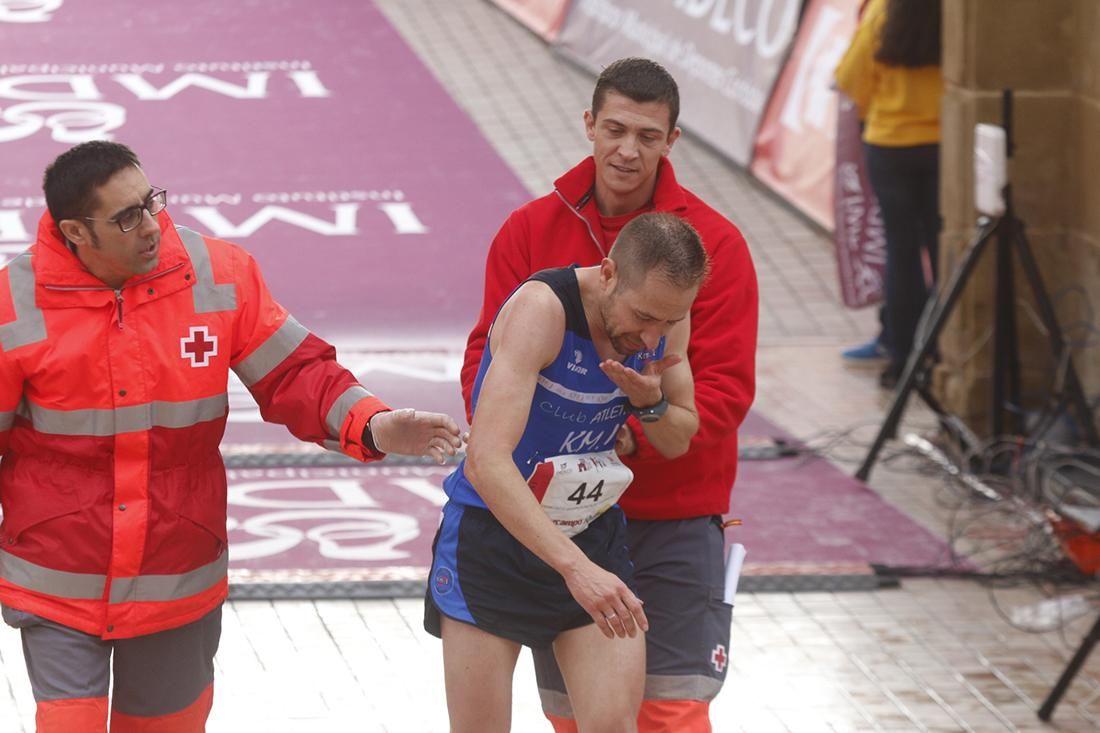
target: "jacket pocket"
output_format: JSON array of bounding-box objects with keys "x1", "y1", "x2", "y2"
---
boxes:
[
  {"x1": 0, "y1": 454, "x2": 95, "y2": 543},
  {"x1": 147, "y1": 462, "x2": 228, "y2": 566}
]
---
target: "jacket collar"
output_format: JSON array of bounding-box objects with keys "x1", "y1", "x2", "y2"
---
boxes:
[
  {"x1": 552, "y1": 156, "x2": 689, "y2": 215},
  {"x1": 32, "y1": 209, "x2": 190, "y2": 290}
]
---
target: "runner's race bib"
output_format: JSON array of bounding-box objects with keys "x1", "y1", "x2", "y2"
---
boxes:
[{"x1": 526, "y1": 450, "x2": 634, "y2": 537}]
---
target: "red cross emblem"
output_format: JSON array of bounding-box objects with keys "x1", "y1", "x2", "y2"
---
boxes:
[
  {"x1": 180, "y1": 326, "x2": 218, "y2": 368},
  {"x1": 711, "y1": 644, "x2": 728, "y2": 673}
]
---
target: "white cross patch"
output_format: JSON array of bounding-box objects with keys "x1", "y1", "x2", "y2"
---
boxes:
[{"x1": 180, "y1": 325, "x2": 218, "y2": 368}]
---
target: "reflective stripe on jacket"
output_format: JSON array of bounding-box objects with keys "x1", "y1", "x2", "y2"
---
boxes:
[{"x1": 0, "y1": 210, "x2": 389, "y2": 639}]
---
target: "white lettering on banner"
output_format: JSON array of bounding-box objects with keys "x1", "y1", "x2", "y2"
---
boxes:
[
  {"x1": 672, "y1": 0, "x2": 800, "y2": 59},
  {"x1": 113, "y1": 72, "x2": 270, "y2": 100},
  {"x1": 185, "y1": 203, "x2": 360, "y2": 238},
  {"x1": 574, "y1": 0, "x2": 793, "y2": 113},
  {"x1": 388, "y1": 478, "x2": 448, "y2": 507},
  {"x1": 779, "y1": 5, "x2": 847, "y2": 134},
  {"x1": 222, "y1": 471, "x2": 442, "y2": 561},
  {"x1": 0, "y1": 71, "x2": 322, "y2": 102},
  {"x1": 0, "y1": 74, "x2": 100, "y2": 100},
  {"x1": 185, "y1": 202, "x2": 427, "y2": 238},
  {"x1": 287, "y1": 70, "x2": 331, "y2": 98},
  {"x1": 0, "y1": 101, "x2": 125, "y2": 142},
  {"x1": 0, "y1": 210, "x2": 30, "y2": 243},
  {"x1": 228, "y1": 479, "x2": 379, "y2": 509},
  {"x1": 251, "y1": 190, "x2": 404, "y2": 204},
  {"x1": 226, "y1": 509, "x2": 419, "y2": 561},
  {"x1": 0, "y1": 187, "x2": 418, "y2": 255},
  {"x1": 0, "y1": 67, "x2": 331, "y2": 141},
  {"x1": 0, "y1": 0, "x2": 62, "y2": 23},
  {"x1": 378, "y1": 202, "x2": 429, "y2": 234}
]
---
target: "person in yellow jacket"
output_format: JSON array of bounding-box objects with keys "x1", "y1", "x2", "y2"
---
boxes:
[
  {"x1": 0, "y1": 140, "x2": 463, "y2": 732},
  {"x1": 835, "y1": 0, "x2": 943, "y2": 389}
]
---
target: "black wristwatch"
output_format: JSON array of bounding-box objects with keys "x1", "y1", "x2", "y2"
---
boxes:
[{"x1": 630, "y1": 395, "x2": 669, "y2": 423}]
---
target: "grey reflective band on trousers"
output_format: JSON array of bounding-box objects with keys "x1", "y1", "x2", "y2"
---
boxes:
[
  {"x1": 538, "y1": 690, "x2": 574, "y2": 719},
  {"x1": 108, "y1": 553, "x2": 228, "y2": 604},
  {"x1": 16, "y1": 394, "x2": 228, "y2": 436},
  {"x1": 176, "y1": 226, "x2": 237, "y2": 313},
  {"x1": 644, "y1": 674, "x2": 723, "y2": 701},
  {"x1": 232, "y1": 315, "x2": 310, "y2": 387},
  {"x1": 538, "y1": 674, "x2": 723, "y2": 718},
  {"x1": 0, "y1": 253, "x2": 47, "y2": 351},
  {"x1": 0, "y1": 408, "x2": 13, "y2": 432}
]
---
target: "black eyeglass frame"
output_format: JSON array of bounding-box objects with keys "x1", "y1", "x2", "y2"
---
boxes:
[{"x1": 81, "y1": 188, "x2": 168, "y2": 233}]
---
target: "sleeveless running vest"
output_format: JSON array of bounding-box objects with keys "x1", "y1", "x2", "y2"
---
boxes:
[{"x1": 443, "y1": 267, "x2": 664, "y2": 534}]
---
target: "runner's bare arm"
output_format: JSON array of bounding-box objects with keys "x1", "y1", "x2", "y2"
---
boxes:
[{"x1": 466, "y1": 283, "x2": 648, "y2": 639}]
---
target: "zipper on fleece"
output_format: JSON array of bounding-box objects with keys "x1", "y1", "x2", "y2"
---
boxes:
[{"x1": 554, "y1": 189, "x2": 606, "y2": 257}]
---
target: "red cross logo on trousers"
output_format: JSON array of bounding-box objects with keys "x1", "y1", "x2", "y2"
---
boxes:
[
  {"x1": 711, "y1": 644, "x2": 728, "y2": 673},
  {"x1": 180, "y1": 326, "x2": 218, "y2": 368}
]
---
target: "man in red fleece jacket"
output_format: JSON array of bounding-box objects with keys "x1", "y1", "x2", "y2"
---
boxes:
[{"x1": 461, "y1": 58, "x2": 758, "y2": 732}]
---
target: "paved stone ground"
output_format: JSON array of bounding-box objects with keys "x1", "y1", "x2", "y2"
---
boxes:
[{"x1": 1, "y1": 1, "x2": 1098, "y2": 731}]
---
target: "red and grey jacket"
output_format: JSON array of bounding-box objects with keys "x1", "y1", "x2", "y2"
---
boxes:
[
  {"x1": 462, "y1": 157, "x2": 758, "y2": 520},
  {"x1": 0, "y1": 210, "x2": 389, "y2": 639}
]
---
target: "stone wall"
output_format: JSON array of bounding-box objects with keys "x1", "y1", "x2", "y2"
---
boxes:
[{"x1": 937, "y1": 0, "x2": 1100, "y2": 436}]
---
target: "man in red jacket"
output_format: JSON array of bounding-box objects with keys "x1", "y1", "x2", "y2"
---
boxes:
[
  {"x1": 0, "y1": 140, "x2": 463, "y2": 732},
  {"x1": 461, "y1": 58, "x2": 758, "y2": 732}
]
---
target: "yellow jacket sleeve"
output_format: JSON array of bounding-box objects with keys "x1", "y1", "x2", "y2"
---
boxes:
[{"x1": 834, "y1": 0, "x2": 885, "y2": 119}]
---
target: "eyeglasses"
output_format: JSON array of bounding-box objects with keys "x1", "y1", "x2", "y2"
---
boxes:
[{"x1": 82, "y1": 188, "x2": 168, "y2": 233}]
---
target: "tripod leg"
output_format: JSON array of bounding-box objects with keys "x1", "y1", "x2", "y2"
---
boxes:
[
  {"x1": 1011, "y1": 223, "x2": 1100, "y2": 446},
  {"x1": 856, "y1": 219, "x2": 1000, "y2": 481},
  {"x1": 993, "y1": 217, "x2": 1021, "y2": 436},
  {"x1": 1038, "y1": 612, "x2": 1100, "y2": 721}
]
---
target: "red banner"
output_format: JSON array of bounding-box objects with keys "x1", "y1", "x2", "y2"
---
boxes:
[
  {"x1": 749, "y1": 0, "x2": 861, "y2": 229},
  {"x1": 833, "y1": 95, "x2": 885, "y2": 308},
  {"x1": 490, "y1": 0, "x2": 572, "y2": 41}
]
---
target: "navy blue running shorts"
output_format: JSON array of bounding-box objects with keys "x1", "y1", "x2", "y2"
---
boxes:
[{"x1": 424, "y1": 501, "x2": 633, "y2": 647}]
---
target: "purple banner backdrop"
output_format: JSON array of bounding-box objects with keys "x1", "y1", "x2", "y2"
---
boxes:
[
  {"x1": 556, "y1": 0, "x2": 801, "y2": 167},
  {"x1": 0, "y1": 0, "x2": 528, "y2": 356},
  {"x1": 226, "y1": 464, "x2": 448, "y2": 578},
  {"x1": 223, "y1": 411, "x2": 950, "y2": 583},
  {"x1": 833, "y1": 95, "x2": 885, "y2": 308}
]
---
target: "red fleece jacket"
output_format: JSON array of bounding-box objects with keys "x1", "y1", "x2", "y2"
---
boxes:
[{"x1": 462, "y1": 157, "x2": 758, "y2": 519}]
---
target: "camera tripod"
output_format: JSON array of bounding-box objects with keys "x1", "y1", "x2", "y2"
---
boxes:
[
  {"x1": 856, "y1": 90, "x2": 1098, "y2": 481},
  {"x1": 853, "y1": 91, "x2": 1100, "y2": 722}
]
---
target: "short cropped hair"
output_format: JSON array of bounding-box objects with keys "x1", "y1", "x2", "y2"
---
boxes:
[
  {"x1": 43, "y1": 141, "x2": 141, "y2": 223},
  {"x1": 592, "y1": 58, "x2": 680, "y2": 131},
  {"x1": 609, "y1": 213, "x2": 707, "y2": 291}
]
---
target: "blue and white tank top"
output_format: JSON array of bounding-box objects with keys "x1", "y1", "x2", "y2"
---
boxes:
[{"x1": 444, "y1": 267, "x2": 665, "y2": 536}]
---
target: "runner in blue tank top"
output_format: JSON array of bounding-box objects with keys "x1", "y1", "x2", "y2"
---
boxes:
[{"x1": 425, "y1": 213, "x2": 708, "y2": 733}]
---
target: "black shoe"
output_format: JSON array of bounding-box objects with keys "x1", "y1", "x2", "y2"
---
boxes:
[{"x1": 878, "y1": 364, "x2": 902, "y2": 390}]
